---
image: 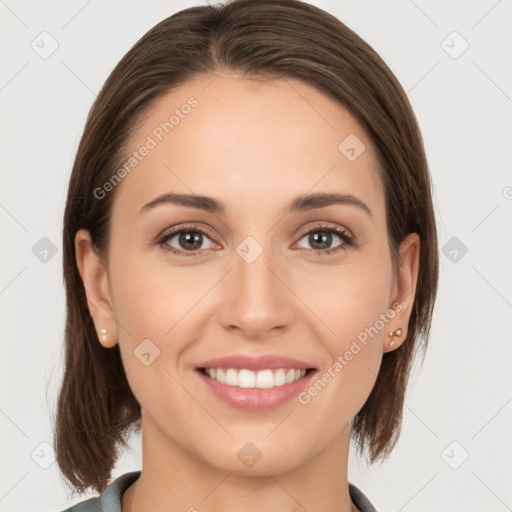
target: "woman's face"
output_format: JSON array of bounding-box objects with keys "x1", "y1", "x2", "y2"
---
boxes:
[{"x1": 77, "y1": 72, "x2": 418, "y2": 476}]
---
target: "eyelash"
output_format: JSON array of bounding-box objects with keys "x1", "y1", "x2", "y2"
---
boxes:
[{"x1": 157, "y1": 222, "x2": 356, "y2": 258}]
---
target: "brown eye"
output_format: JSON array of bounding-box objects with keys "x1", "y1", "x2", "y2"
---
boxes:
[
  {"x1": 158, "y1": 225, "x2": 217, "y2": 257},
  {"x1": 296, "y1": 224, "x2": 355, "y2": 255}
]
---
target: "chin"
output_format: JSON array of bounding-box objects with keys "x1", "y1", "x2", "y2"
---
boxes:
[{"x1": 200, "y1": 438, "x2": 309, "y2": 477}]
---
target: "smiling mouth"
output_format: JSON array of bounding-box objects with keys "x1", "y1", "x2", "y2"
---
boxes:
[{"x1": 197, "y1": 367, "x2": 316, "y2": 389}]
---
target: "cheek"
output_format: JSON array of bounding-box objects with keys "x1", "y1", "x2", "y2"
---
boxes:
[
  {"x1": 293, "y1": 265, "x2": 392, "y2": 433},
  {"x1": 109, "y1": 245, "x2": 203, "y2": 336},
  {"x1": 108, "y1": 259, "x2": 199, "y2": 406},
  {"x1": 108, "y1": 250, "x2": 219, "y2": 387},
  {"x1": 296, "y1": 255, "x2": 393, "y2": 398},
  {"x1": 301, "y1": 257, "x2": 393, "y2": 344}
]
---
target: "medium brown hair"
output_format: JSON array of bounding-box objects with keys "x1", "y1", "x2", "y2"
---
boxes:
[{"x1": 54, "y1": 0, "x2": 438, "y2": 496}]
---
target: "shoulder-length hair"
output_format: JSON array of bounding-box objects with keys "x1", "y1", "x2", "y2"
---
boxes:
[{"x1": 54, "y1": 0, "x2": 438, "y2": 495}]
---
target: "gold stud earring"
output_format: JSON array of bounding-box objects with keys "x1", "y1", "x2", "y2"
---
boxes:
[
  {"x1": 388, "y1": 327, "x2": 403, "y2": 347},
  {"x1": 100, "y1": 328, "x2": 107, "y2": 342}
]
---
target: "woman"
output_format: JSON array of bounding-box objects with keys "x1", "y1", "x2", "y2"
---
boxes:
[{"x1": 55, "y1": 0, "x2": 438, "y2": 510}]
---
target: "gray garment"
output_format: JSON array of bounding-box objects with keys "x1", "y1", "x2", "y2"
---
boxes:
[{"x1": 58, "y1": 471, "x2": 377, "y2": 512}]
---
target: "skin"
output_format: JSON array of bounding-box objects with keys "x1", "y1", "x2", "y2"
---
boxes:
[{"x1": 75, "y1": 72, "x2": 419, "y2": 512}]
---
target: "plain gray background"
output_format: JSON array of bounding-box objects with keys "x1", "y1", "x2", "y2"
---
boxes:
[{"x1": 1, "y1": 1, "x2": 511, "y2": 511}]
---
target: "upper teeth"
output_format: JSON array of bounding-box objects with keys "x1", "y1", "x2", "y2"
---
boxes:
[{"x1": 204, "y1": 368, "x2": 307, "y2": 388}]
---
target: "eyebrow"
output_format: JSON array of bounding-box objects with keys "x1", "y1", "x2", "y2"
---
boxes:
[{"x1": 139, "y1": 191, "x2": 372, "y2": 218}]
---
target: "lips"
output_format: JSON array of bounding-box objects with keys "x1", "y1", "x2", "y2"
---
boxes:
[
  {"x1": 195, "y1": 354, "x2": 316, "y2": 372},
  {"x1": 196, "y1": 364, "x2": 317, "y2": 409}
]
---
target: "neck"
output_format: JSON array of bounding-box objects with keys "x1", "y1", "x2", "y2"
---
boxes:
[{"x1": 122, "y1": 416, "x2": 359, "y2": 512}]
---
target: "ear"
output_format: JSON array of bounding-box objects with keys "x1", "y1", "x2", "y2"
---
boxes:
[
  {"x1": 384, "y1": 233, "x2": 420, "y2": 353},
  {"x1": 74, "y1": 229, "x2": 118, "y2": 348}
]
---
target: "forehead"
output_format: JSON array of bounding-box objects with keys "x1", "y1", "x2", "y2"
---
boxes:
[{"x1": 112, "y1": 72, "x2": 384, "y2": 222}]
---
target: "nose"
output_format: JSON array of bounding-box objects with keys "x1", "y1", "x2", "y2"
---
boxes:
[{"x1": 218, "y1": 240, "x2": 295, "y2": 341}]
